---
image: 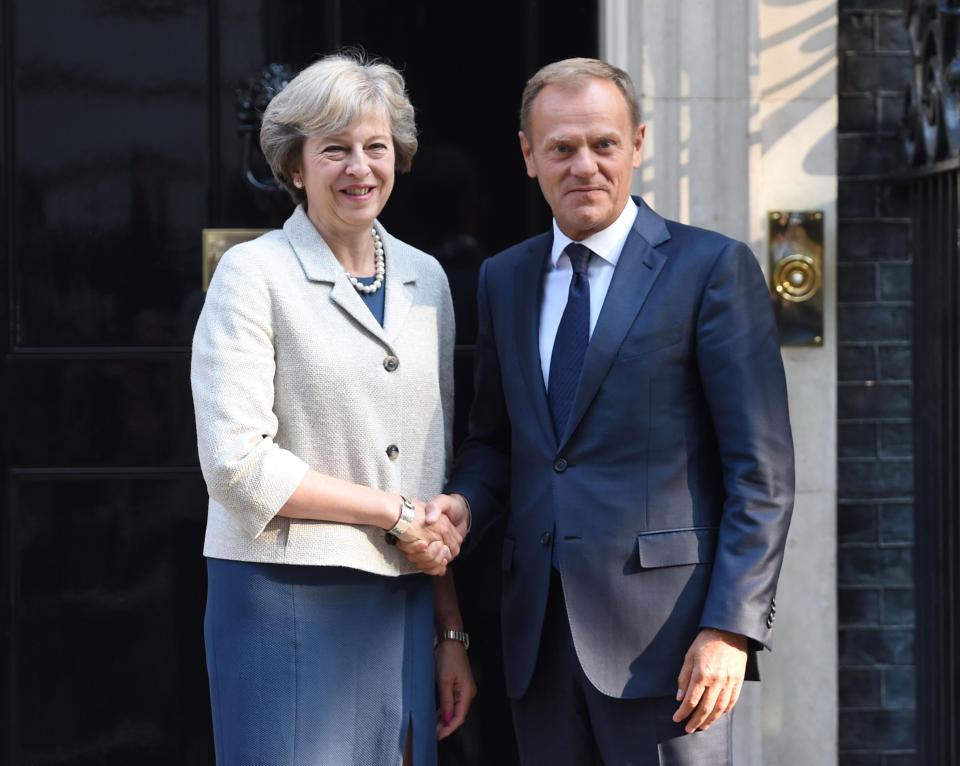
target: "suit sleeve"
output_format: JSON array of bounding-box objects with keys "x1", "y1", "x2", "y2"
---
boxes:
[
  {"x1": 695, "y1": 241, "x2": 795, "y2": 650},
  {"x1": 446, "y1": 258, "x2": 512, "y2": 546},
  {"x1": 191, "y1": 247, "x2": 310, "y2": 538}
]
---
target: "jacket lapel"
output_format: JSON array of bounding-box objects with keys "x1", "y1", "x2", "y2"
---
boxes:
[
  {"x1": 557, "y1": 199, "x2": 671, "y2": 450},
  {"x1": 381, "y1": 230, "x2": 417, "y2": 344},
  {"x1": 283, "y1": 206, "x2": 411, "y2": 350},
  {"x1": 514, "y1": 234, "x2": 556, "y2": 447}
]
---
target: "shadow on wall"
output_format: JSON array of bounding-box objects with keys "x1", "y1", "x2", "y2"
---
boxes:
[{"x1": 629, "y1": 0, "x2": 836, "y2": 237}]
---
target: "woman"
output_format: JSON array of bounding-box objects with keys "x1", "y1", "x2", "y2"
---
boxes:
[{"x1": 192, "y1": 52, "x2": 475, "y2": 765}]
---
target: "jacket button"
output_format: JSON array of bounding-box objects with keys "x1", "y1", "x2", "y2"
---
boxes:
[
  {"x1": 553, "y1": 457, "x2": 568, "y2": 473},
  {"x1": 383, "y1": 355, "x2": 399, "y2": 372},
  {"x1": 540, "y1": 532, "x2": 552, "y2": 546},
  {"x1": 386, "y1": 444, "x2": 399, "y2": 460}
]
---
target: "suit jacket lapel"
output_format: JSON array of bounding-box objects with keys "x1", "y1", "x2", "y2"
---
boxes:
[
  {"x1": 329, "y1": 277, "x2": 392, "y2": 346},
  {"x1": 381, "y1": 230, "x2": 417, "y2": 344},
  {"x1": 284, "y1": 206, "x2": 406, "y2": 350},
  {"x1": 557, "y1": 199, "x2": 671, "y2": 450},
  {"x1": 514, "y1": 235, "x2": 556, "y2": 447}
]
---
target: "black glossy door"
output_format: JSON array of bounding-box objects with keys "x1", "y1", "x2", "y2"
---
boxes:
[{"x1": 1, "y1": 2, "x2": 597, "y2": 764}]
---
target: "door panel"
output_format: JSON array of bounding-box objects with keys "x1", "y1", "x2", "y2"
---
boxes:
[{"x1": 1, "y1": 1, "x2": 598, "y2": 763}]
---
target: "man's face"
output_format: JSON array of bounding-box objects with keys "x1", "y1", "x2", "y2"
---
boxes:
[{"x1": 519, "y1": 78, "x2": 645, "y2": 241}]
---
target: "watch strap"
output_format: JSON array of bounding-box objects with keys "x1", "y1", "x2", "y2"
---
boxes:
[
  {"x1": 386, "y1": 496, "x2": 416, "y2": 542},
  {"x1": 435, "y1": 628, "x2": 470, "y2": 651}
]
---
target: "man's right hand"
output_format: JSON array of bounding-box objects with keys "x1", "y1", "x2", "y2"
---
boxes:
[
  {"x1": 396, "y1": 500, "x2": 462, "y2": 576},
  {"x1": 424, "y1": 493, "x2": 471, "y2": 539}
]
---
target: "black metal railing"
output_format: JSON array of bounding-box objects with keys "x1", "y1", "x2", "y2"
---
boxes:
[
  {"x1": 909, "y1": 164, "x2": 960, "y2": 765},
  {"x1": 903, "y1": 2, "x2": 960, "y2": 762}
]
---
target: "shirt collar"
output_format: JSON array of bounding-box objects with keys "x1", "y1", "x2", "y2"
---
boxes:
[{"x1": 550, "y1": 196, "x2": 638, "y2": 269}]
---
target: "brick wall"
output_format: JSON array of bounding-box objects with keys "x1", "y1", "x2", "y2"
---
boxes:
[{"x1": 837, "y1": 2, "x2": 916, "y2": 763}]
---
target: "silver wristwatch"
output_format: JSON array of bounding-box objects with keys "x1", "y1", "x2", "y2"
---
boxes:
[
  {"x1": 386, "y1": 496, "x2": 415, "y2": 541},
  {"x1": 435, "y1": 629, "x2": 470, "y2": 651}
]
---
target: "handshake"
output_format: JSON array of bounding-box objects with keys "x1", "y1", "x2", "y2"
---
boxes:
[{"x1": 393, "y1": 493, "x2": 471, "y2": 576}]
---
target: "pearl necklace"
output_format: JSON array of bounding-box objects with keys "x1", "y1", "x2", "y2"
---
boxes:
[{"x1": 346, "y1": 227, "x2": 385, "y2": 294}]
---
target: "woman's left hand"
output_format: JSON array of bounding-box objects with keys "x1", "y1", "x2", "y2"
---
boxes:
[{"x1": 435, "y1": 640, "x2": 477, "y2": 740}]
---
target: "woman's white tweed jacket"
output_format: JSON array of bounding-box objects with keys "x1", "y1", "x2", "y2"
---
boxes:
[{"x1": 191, "y1": 205, "x2": 454, "y2": 576}]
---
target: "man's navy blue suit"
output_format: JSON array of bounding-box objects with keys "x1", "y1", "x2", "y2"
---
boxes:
[{"x1": 447, "y1": 196, "x2": 795, "y2": 710}]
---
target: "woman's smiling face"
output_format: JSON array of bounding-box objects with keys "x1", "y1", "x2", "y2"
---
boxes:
[{"x1": 296, "y1": 109, "x2": 396, "y2": 237}]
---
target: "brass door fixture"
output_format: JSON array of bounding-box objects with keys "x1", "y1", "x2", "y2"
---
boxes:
[
  {"x1": 201, "y1": 229, "x2": 270, "y2": 291},
  {"x1": 768, "y1": 211, "x2": 824, "y2": 346}
]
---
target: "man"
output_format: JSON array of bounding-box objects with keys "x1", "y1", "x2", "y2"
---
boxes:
[{"x1": 416, "y1": 58, "x2": 794, "y2": 764}]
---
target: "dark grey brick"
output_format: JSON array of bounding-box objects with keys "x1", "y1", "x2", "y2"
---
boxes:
[
  {"x1": 840, "y1": 179, "x2": 877, "y2": 217},
  {"x1": 877, "y1": 263, "x2": 911, "y2": 301},
  {"x1": 839, "y1": 586, "x2": 882, "y2": 625},
  {"x1": 839, "y1": 545, "x2": 912, "y2": 586},
  {"x1": 840, "y1": 0, "x2": 903, "y2": 8},
  {"x1": 880, "y1": 503, "x2": 913, "y2": 543},
  {"x1": 839, "y1": 709, "x2": 916, "y2": 750},
  {"x1": 838, "y1": 383, "x2": 911, "y2": 418},
  {"x1": 839, "y1": 264, "x2": 877, "y2": 302},
  {"x1": 884, "y1": 667, "x2": 916, "y2": 708},
  {"x1": 839, "y1": 458, "x2": 913, "y2": 497},
  {"x1": 839, "y1": 503, "x2": 880, "y2": 542},
  {"x1": 878, "y1": 181, "x2": 909, "y2": 217},
  {"x1": 877, "y1": 13, "x2": 910, "y2": 51},
  {"x1": 878, "y1": 345, "x2": 911, "y2": 380},
  {"x1": 838, "y1": 221, "x2": 909, "y2": 262},
  {"x1": 841, "y1": 422, "x2": 879, "y2": 458},
  {"x1": 885, "y1": 753, "x2": 918, "y2": 765},
  {"x1": 883, "y1": 587, "x2": 915, "y2": 625},
  {"x1": 839, "y1": 755, "x2": 882, "y2": 766},
  {"x1": 840, "y1": 12, "x2": 875, "y2": 52},
  {"x1": 879, "y1": 93, "x2": 907, "y2": 132},
  {"x1": 840, "y1": 345, "x2": 877, "y2": 381},
  {"x1": 841, "y1": 52, "x2": 913, "y2": 91},
  {"x1": 839, "y1": 134, "x2": 903, "y2": 176},
  {"x1": 841, "y1": 628, "x2": 913, "y2": 665},
  {"x1": 879, "y1": 422, "x2": 912, "y2": 457},
  {"x1": 840, "y1": 95, "x2": 877, "y2": 132},
  {"x1": 838, "y1": 306, "x2": 911, "y2": 341},
  {"x1": 841, "y1": 667, "x2": 882, "y2": 707}
]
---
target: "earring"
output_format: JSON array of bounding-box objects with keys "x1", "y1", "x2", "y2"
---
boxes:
[{"x1": 293, "y1": 177, "x2": 303, "y2": 189}]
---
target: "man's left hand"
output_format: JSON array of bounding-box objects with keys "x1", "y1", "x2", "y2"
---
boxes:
[{"x1": 672, "y1": 628, "x2": 748, "y2": 733}]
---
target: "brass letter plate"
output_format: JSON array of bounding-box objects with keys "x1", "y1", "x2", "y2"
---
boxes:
[{"x1": 201, "y1": 228, "x2": 271, "y2": 291}]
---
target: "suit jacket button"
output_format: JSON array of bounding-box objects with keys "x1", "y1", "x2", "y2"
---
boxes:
[
  {"x1": 386, "y1": 444, "x2": 399, "y2": 460},
  {"x1": 540, "y1": 532, "x2": 552, "y2": 546},
  {"x1": 553, "y1": 457, "x2": 568, "y2": 473},
  {"x1": 383, "y1": 355, "x2": 399, "y2": 372}
]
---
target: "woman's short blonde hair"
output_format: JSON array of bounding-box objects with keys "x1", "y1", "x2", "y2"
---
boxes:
[
  {"x1": 520, "y1": 57, "x2": 641, "y2": 137},
  {"x1": 260, "y1": 51, "x2": 418, "y2": 205}
]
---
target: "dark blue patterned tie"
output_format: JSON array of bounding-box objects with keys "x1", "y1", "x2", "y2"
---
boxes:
[{"x1": 548, "y1": 243, "x2": 592, "y2": 440}]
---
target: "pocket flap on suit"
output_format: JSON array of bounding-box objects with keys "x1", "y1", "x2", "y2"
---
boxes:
[
  {"x1": 501, "y1": 538, "x2": 515, "y2": 572},
  {"x1": 636, "y1": 526, "x2": 718, "y2": 568},
  {"x1": 616, "y1": 321, "x2": 683, "y2": 362}
]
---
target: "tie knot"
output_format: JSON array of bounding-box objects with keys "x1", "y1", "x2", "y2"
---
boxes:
[{"x1": 565, "y1": 243, "x2": 592, "y2": 275}]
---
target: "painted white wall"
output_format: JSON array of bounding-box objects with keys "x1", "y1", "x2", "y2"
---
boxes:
[{"x1": 601, "y1": 1, "x2": 838, "y2": 764}]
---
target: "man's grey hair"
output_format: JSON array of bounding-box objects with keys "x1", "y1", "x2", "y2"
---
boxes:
[
  {"x1": 260, "y1": 50, "x2": 418, "y2": 205},
  {"x1": 519, "y1": 57, "x2": 641, "y2": 137}
]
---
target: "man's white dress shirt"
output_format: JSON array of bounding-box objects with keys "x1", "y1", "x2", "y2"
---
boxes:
[{"x1": 539, "y1": 197, "x2": 639, "y2": 387}]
